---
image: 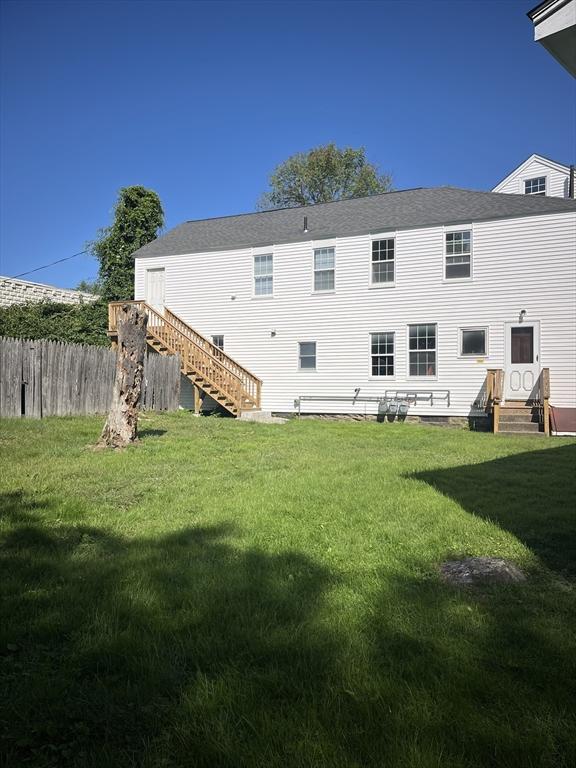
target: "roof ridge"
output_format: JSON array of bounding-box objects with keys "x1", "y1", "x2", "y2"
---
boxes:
[{"x1": 183, "y1": 186, "x2": 427, "y2": 225}]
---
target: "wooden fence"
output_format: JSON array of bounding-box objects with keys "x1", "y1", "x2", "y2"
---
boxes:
[{"x1": 0, "y1": 337, "x2": 181, "y2": 418}]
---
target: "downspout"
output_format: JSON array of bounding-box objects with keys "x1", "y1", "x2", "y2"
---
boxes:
[{"x1": 569, "y1": 165, "x2": 575, "y2": 199}]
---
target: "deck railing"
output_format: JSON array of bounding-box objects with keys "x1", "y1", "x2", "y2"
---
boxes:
[
  {"x1": 486, "y1": 369, "x2": 504, "y2": 433},
  {"x1": 108, "y1": 301, "x2": 261, "y2": 413}
]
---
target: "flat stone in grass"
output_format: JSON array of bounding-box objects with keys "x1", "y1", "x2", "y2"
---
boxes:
[{"x1": 441, "y1": 557, "x2": 526, "y2": 586}]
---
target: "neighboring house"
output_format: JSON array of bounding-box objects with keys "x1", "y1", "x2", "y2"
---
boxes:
[
  {"x1": 527, "y1": 0, "x2": 576, "y2": 76},
  {"x1": 492, "y1": 153, "x2": 575, "y2": 198},
  {"x1": 124, "y1": 187, "x2": 576, "y2": 434},
  {"x1": 0, "y1": 276, "x2": 98, "y2": 307}
]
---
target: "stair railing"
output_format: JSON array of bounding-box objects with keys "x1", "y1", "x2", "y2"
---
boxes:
[
  {"x1": 486, "y1": 368, "x2": 503, "y2": 433},
  {"x1": 539, "y1": 368, "x2": 551, "y2": 436},
  {"x1": 108, "y1": 301, "x2": 260, "y2": 413},
  {"x1": 164, "y1": 307, "x2": 261, "y2": 407}
]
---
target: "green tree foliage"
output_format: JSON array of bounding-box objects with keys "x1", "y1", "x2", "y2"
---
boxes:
[
  {"x1": 75, "y1": 279, "x2": 101, "y2": 295},
  {"x1": 0, "y1": 300, "x2": 109, "y2": 346},
  {"x1": 258, "y1": 143, "x2": 392, "y2": 210},
  {"x1": 91, "y1": 186, "x2": 164, "y2": 302}
]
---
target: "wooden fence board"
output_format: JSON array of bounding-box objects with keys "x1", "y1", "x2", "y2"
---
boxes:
[{"x1": 0, "y1": 337, "x2": 180, "y2": 418}]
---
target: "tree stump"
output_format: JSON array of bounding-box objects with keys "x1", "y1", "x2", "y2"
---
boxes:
[{"x1": 98, "y1": 304, "x2": 147, "y2": 448}]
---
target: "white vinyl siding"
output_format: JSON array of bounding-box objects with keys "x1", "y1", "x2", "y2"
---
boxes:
[
  {"x1": 134, "y1": 211, "x2": 576, "y2": 415},
  {"x1": 313, "y1": 248, "x2": 335, "y2": 292}
]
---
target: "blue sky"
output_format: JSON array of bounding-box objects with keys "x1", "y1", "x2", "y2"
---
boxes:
[{"x1": 1, "y1": 0, "x2": 574, "y2": 289}]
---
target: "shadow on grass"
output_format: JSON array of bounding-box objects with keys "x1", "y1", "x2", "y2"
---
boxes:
[
  {"x1": 137, "y1": 428, "x2": 167, "y2": 439},
  {"x1": 1, "y1": 489, "x2": 575, "y2": 767},
  {"x1": 411, "y1": 443, "x2": 576, "y2": 575}
]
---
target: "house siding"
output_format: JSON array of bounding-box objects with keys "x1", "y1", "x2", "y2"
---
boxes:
[{"x1": 135, "y1": 211, "x2": 576, "y2": 417}]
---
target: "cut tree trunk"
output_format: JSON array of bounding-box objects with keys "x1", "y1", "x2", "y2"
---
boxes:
[{"x1": 98, "y1": 304, "x2": 147, "y2": 448}]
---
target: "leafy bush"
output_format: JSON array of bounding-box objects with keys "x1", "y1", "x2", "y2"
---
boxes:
[{"x1": 0, "y1": 300, "x2": 109, "y2": 346}]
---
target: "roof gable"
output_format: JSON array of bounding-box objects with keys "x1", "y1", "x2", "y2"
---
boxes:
[{"x1": 492, "y1": 153, "x2": 570, "y2": 191}]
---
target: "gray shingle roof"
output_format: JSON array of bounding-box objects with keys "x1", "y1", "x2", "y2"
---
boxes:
[{"x1": 133, "y1": 187, "x2": 576, "y2": 259}]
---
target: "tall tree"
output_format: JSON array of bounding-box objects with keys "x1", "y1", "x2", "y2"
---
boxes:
[
  {"x1": 91, "y1": 186, "x2": 164, "y2": 302},
  {"x1": 258, "y1": 144, "x2": 392, "y2": 210}
]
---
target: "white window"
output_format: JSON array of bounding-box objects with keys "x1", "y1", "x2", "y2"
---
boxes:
[
  {"x1": 212, "y1": 335, "x2": 224, "y2": 350},
  {"x1": 299, "y1": 342, "x2": 316, "y2": 370},
  {"x1": 524, "y1": 177, "x2": 546, "y2": 196},
  {"x1": 371, "y1": 239, "x2": 395, "y2": 284},
  {"x1": 460, "y1": 328, "x2": 487, "y2": 356},
  {"x1": 445, "y1": 231, "x2": 471, "y2": 279},
  {"x1": 409, "y1": 324, "x2": 437, "y2": 376},
  {"x1": 313, "y1": 248, "x2": 335, "y2": 292},
  {"x1": 254, "y1": 254, "x2": 273, "y2": 296},
  {"x1": 371, "y1": 332, "x2": 394, "y2": 376}
]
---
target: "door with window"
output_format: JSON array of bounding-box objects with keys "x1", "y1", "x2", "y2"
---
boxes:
[
  {"x1": 504, "y1": 321, "x2": 540, "y2": 400},
  {"x1": 145, "y1": 268, "x2": 165, "y2": 314}
]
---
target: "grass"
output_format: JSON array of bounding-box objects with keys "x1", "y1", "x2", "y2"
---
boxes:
[{"x1": 0, "y1": 413, "x2": 575, "y2": 768}]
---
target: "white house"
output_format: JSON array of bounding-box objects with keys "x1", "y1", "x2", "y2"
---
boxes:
[
  {"x1": 125, "y1": 187, "x2": 576, "y2": 434},
  {"x1": 492, "y1": 153, "x2": 575, "y2": 199}
]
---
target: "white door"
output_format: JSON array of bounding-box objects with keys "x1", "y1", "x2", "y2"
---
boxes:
[
  {"x1": 145, "y1": 268, "x2": 165, "y2": 314},
  {"x1": 504, "y1": 321, "x2": 540, "y2": 401}
]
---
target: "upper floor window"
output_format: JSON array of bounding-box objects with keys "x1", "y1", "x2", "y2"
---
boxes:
[
  {"x1": 445, "y1": 231, "x2": 471, "y2": 279},
  {"x1": 371, "y1": 239, "x2": 395, "y2": 284},
  {"x1": 409, "y1": 324, "x2": 437, "y2": 376},
  {"x1": 212, "y1": 335, "x2": 224, "y2": 350},
  {"x1": 299, "y1": 341, "x2": 316, "y2": 370},
  {"x1": 254, "y1": 254, "x2": 273, "y2": 296},
  {"x1": 524, "y1": 177, "x2": 546, "y2": 196},
  {"x1": 371, "y1": 332, "x2": 394, "y2": 376},
  {"x1": 313, "y1": 247, "x2": 335, "y2": 292}
]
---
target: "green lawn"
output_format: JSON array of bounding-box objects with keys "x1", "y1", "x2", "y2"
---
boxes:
[{"x1": 1, "y1": 413, "x2": 575, "y2": 768}]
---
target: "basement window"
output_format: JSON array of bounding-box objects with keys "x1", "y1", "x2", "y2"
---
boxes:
[
  {"x1": 254, "y1": 254, "x2": 273, "y2": 296},
  {"x1": 445, "y1": 230, "x2": 471, "y2": 280},
  {"x1": 460, "y1": 328, "x2": 487, "y2": 356},
  {"x1": 299, "y1": 342, "x2": 316, "y2": 370},
  {"x1": 524, "y1": 176, "x2": 546, "y2": 195}
]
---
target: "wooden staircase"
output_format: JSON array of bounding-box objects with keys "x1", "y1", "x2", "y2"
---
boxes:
[
  {"x1": 108, "y1": 301, "x2": 261, "y2": 417},
  {"x1": 486, "y1": 368, "x2": 550, "y2": 435}
]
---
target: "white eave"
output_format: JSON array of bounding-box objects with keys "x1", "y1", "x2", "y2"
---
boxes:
[{"x1": 528, "y1": 0, "x2": 576, "y2": 76}]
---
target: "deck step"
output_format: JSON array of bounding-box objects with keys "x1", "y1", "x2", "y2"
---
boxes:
[{"x1": 499, "y1": 421, "x2": 542, "y2": 433}]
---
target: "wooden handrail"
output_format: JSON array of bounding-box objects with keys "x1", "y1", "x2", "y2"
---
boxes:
[
  {"x1": 541, "y1": 367, "x2": 550, "y2": 436},
  {"x1": 108, "y1": 301, "x2": 261, "y2": 412},
  {"x1": 485, "y1": 368, "x2": 503, "y2": 433}
]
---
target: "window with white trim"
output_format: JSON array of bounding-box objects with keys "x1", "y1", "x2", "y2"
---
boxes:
[
  {"x1": 371, "y1": 239, "x2": 395, "y2": 284},
  {"x1": 371, "y1": 332, "x2": 394, "y2": 376},
  {"x1": 460, "y1": 328, "x2": 486, "y2": 356},
  {"x1": 313, "y1": 247, "x2": 335, "y2": 291},
  {"x1": 254, "y1": 254, "x2": 273, "y2": 296},
  {"x1": 524, "y1": 177, "x2": 546, "y2": 196},
  {"x1": 299, "y1": 342, "x2": 316, "y2": 370},
  {"x1": 409, "y1": 324, "x2": 437, "y2": 376},
  {"x1": 445, "y1": 231, "x2": 471, "y2": 279},
  {"x1": 212, "y1": 335, "x2": 224, "y2": 350}
]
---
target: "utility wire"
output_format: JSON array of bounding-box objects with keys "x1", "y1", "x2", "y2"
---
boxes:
[{"x1": 10, "y1": 249, "x2": 90, "y2": 279}]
